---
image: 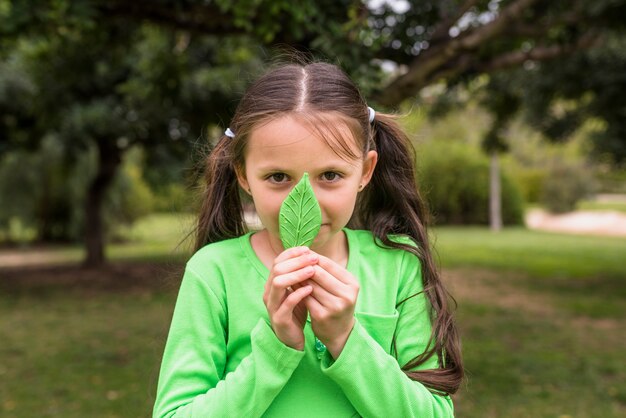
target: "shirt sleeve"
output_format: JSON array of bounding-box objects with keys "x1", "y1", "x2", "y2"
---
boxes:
[
  {"x1": 153, "y1": 267, "x2": 305, "y2": 418},
  {"x1": 318, "y1": 250, "x2": 454, "y2": 418}
]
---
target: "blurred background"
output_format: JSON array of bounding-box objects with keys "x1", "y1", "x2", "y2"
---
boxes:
[{"x1": 1, "y1": 0, "x2": 625, "y2": 417}]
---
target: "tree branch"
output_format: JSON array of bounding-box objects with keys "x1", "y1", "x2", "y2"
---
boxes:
[
  {"x1": 476, "y1": 30, "x2": 602, "y2": 72},
  {"x1": 97, "y1": 1, "x2": 241, "y2": 35},
  {"x1": 373, "y1": 0, "x2": 543, "y2": 106},
  {"x1": 430, "y1": 0, "x2": 482, "y2": 43},
  {"x1": 418, "y1": 30, "x2": 601, "y2": 88}
]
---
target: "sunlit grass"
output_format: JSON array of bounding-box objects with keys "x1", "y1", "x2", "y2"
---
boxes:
[
  {"x1": 432, "y1": 225, "x2": 626, "y2": 280},
  {"x1": 577, "y1": 200, "x2": 626, "y2": 213}
]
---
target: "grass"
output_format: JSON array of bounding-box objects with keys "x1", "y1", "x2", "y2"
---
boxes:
[
  {"x1": 0, "y1": 213, "x2": 624, "y2": 417},
  {"x1": 432, "y1": 226, "x2": 626, "y2": 280},
  {"x1": 577, "y1": 200, "x2": 626, "y2": 213},
  {"x1": 0, "y1": 214, "x2": 195, "y2": 266},
  {"x1": 433, "y1": 226, "x2": 626, "y2": 320},
  {"x1": 456, "y1": 297, "x2": 625, "y2": 417},
  {"x1": 0, "y1": 273, "x2": 178, "y2": 417}
]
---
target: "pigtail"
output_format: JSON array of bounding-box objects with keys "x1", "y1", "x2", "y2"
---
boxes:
[
  {"x1": 194, "y1": 135, "x2": 247, "y2": 252},
  {"x1": 353, "y1": 114, "x2": 464, "y2": 395}
]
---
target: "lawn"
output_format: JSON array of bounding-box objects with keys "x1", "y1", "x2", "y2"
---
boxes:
[
  {"x1": 0, "y1": 213, "x2": 624, "y2": 417},
  {"x1": 577, "y1": 199, "x2": 626, "y2": 213}
]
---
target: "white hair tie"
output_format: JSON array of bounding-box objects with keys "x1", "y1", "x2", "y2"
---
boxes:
[
  {"x1": 368, "y1": 106, "x2": 376, "y2": 123},
  {"x1": 224, "y1": 128, "x2": 235, "y2": 138}
]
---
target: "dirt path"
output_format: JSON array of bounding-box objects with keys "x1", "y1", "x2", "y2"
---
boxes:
[
  {"x1": 0, "y1": 247, "x2": 81, "y2": 269},
  {"x1": 525, "y1": 209, "x2": 626, "y2": 237}
]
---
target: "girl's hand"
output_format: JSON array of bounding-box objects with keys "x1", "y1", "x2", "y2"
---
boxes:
[
  {"x1": 304, "y1": 253, "x2": 360, "y2": 359},
  {"x1": 263, "y1": 246, "x2": 319, "y2": 351}
]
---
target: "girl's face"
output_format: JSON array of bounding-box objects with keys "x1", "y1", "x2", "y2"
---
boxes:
[{"x1": 236, "y1": 114, "x2": 378, "y2": 252}]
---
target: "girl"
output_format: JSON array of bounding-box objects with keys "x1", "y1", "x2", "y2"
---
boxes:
[{"x1": 153, "y1": 62, "x2": 463, "y2": 417}]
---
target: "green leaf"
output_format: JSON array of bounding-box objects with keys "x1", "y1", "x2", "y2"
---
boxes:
[{"x1": 279, "y1": 172, "x2": 322, "y2": 249}]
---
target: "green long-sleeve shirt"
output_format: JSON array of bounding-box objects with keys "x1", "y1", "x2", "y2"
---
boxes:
[{"x1": 153, "y1": 228, "x2": 454, "y2": 417}]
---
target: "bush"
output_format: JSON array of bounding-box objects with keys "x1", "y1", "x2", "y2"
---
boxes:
[
  {"x1": 594, "y1": 168, "x2": 626, "y2": 194},
  {"x1": 540, "y1": 158, "x2": 596, "y2": 213},
  {"x1": 105, "y1": 147, "x2": 156, "y2": 241},
  {"x1": 415, "y1": 141, "x2": 525, "y2": 225},
  {"x1": 0, "y1": 139, "x2": 156, "y2": 244},
  {"x1": 502, "y1": 122, "x2": 601, "y2": 213},
  {"x1": 152, "y1": 182, "x2": 196, "y2": 213},
  {"x1": 0, "y1": 135, "x2": 81, "y2": 243},
  {"x1": 514, "y1": 167, "x2": 546, "y2": 203}
]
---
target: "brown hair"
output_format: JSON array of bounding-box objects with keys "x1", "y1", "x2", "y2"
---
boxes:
[{"x1": 194, "y1": 61, "x2": 463, "y2": 395}]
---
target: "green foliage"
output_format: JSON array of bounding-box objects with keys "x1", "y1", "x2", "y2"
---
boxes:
[
  {"x1": 484, "y1": 34, "x2": 626, "y2": 168},
  {"x1": 0, "y1": 140, "x2": 156, "y2": 244},
  {"x1": 151, "y1": 183, "x2": 196, "y2": 213},
  {"x1": 105, "y1": 147, "x2": 156, "y2": 240},
  {"x1": 513, "y1": 168, "x2": 545, "y2": 204},
  {"x1": 416, "y1": 141, "x2": 525, "y2": 225},
  {"x1": 594, "y1": 168, "x2": 626, "y2": 193},
  {"x1": 0, "y1": 17, "x2": 264, "y2": 250},
  {"x1": 540, "y1": 159, "x2": 596, "y2": 213},
  {"x1": 504, "y1": 123, "x2": 599, "y2": 212},
  {"x1": 0, "y1": 135, "x2": 81, "y2": 242}
]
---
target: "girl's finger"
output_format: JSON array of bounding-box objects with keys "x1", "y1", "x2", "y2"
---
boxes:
[
  {"x1": 274, "y1": 246, "x2": 310, "y2": 265},
  {"x1": 316, "y1": 254, "x2": 356, "y2": 285},
  {"x1": 273, "y1": 251, "x2": 319, "y2": 277},
  {"x1": 304, "y1": 278, "x2": 336, "y2": 309},
  {"x1": 274, "y1": 285, "x2": 313, "y2": 319},
  {"x1": 272, "y1": 262, "x2": 320, "y2": 290},
  {"x1": 266, "y1": 266, "x2": 315, "y2": 313},
  {"x1": 307, "y1": 265, "x2": 344, "y2": 297},
  {"x1": 303, "y1": 291, "x2": 325, "y2": 319}
]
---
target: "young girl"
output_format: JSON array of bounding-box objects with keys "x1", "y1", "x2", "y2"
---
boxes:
[{"x1": 153, "y1": 62, "x2": 463, "y2": 417}]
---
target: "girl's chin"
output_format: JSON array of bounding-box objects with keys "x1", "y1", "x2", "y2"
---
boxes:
[
  {"x1": 268, "y1": 223, "x2": 339, "y2": 250},
  {"x1": 311, "y1": 224, "x2": 340, "y2": 246}
]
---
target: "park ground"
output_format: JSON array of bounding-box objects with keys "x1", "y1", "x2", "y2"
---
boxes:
[{"x1": 0, "y1": 210, "x2": 625, "y2": 417}]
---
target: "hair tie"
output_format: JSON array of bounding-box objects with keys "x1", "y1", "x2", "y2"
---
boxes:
[
  {"x1": 224, "y1": 128, "x2": 235, "y2": 138},
  {"x1": 368, "y1": 106, "x2": 376, "y2": 123}
]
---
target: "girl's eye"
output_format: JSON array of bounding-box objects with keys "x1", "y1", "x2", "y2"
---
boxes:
[
  {"x1": 321, "y1": 172, "x2": 341, "y2": 182},
  {"x1": 268, "y1": 173, "x2": 289, "y2": 183}
]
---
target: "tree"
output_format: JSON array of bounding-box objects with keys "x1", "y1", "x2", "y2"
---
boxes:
[
  {"x1": 1, "y1": 18, "x2": 262, "y2": 265},
  {"x1": 2, "y1": 0, "x2": 625, "y2": 262}
]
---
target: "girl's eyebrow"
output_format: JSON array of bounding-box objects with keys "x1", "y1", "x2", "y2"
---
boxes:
[{"x1": 254, "y1": 166, "x2": 293, "y2": 174}]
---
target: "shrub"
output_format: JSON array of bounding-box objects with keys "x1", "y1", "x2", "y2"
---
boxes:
[
  {"x1": 540, "y1": 158, "x2": 596, "y2": 213},
  {"x1": 514, "y1": 167, "x2": 546, "y2": 203},
  {"x1": 0, "y1": 139, "x2": 156, "y2": 244},
  {"x1": 105, "y1": 147, "x2": 156, "y2": 240},
  {"x1": 415, "y1": 141, "x2": 525, "y2": 225},
  {"x1": 152, "y1": 182, "x2": 196, "y2": 213}
]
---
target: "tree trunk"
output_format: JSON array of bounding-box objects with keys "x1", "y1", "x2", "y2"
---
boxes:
[
  {"x1": 83, "y1": 140, "x2": 122, "y2": 267},
  {"x1": 489, "y1": 151, "x2": 503, "y2": 231}
]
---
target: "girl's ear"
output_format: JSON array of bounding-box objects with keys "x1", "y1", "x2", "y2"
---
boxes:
[
  {"x1": 360, "y1": 150, "x2": 378, "y2": 188},
  {"x1": 235, "y1": 166, "x2": 251, "y2": 195}
]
